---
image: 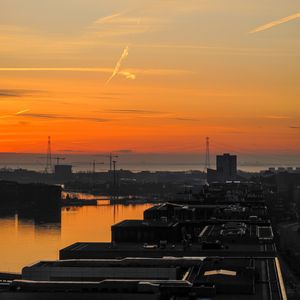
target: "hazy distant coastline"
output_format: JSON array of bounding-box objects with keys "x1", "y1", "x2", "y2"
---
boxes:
[{"x1": 0, "y1": 152, "x2": 299, "y2": 173}]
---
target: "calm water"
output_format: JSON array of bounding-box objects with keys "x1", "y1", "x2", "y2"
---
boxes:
[
  {"x1": 0, "y1": 203, "x2": 152, "y2": 273},
  {"x1": 1, "y1": 152, "x2": 300, "y2": 173}
]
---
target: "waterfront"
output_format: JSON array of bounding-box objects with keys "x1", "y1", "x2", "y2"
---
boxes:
[
  {"x1": 1, "y1": 153, "x2": 300, "y2": 173},
  {"x1": 0, "y1": 203, "x2": 152, "y2": 273}
]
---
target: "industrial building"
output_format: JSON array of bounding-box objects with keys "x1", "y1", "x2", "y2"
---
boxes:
[
  {"x1": 1, "y1": 256, "x2": 287, "y2": 300},
  {"x1": 0, "y1": 180, "x2": 61, "y2": 210},
  {"x1": 1, "y1": 181, "x2": 288, "y2": 299}
]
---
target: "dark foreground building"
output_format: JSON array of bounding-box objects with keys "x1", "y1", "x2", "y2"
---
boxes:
[
  {"x1": 0, "y1": 182, "x2": 288, "y2": 299},
  {"x1": 1, "y1": 256, "x2": 287, "y2": 300},
  {"x1": 0, "y1": 180, "x2": 61, "y2": 210}
]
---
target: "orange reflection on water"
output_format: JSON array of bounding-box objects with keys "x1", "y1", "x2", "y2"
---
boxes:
[
  {"x1": 0, "y1": 204, "x2": 152, "y2": 273},
  {"x1": 61, "y1": 204, "x2": 152, "y2": 245}
]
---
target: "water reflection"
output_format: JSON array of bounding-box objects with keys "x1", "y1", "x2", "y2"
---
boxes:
[
  {"x1": 18, "y1": 208, "x2": 61, "y2": 225},
  {"x1": 62, "y1": 191, "x2": 110, "y2": 200},
  {"x1": 0, "y1": 203, "x2": 151, "y2": 273}
]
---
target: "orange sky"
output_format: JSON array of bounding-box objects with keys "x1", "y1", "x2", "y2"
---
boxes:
[{"x1": 0, "y1": 0, "x2": 300, "y2": 154}]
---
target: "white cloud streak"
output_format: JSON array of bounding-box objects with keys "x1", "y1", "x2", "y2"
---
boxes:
[
  {"x1": 16, "y1": 109, "x2": 31, "y2": 115},
  {"x1": 0, "y1": 67, "x2": 190, "y2": 76},
  {"x1": 95, "y1": 12, "x2": 124, "y2": 24},
  {"x1": 0, "y1": 109, "x2": 31, "y2": 119},
  {"x1": 0, "y1": 67, "x2": 112, "y2": 72},
  {"x1": 106, "y1": 45, "x2": 135, "y2": 84},
  {"x1": 120, "y1": 71, "x2": 136, "y2": 80},
  {"x1": 250, "y1": 12, "x2": 300, "y2": 33}
]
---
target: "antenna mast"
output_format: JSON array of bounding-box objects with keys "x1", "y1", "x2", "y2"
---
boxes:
[
  {"x1": 204, "y1": 136, "x2": 210, "y2": 171},
  {"x1": 45, "y1": 136, "x2": 52, "y2": 173}
]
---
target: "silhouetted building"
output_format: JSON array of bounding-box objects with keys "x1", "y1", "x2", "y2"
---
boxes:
[
  {"x1": 3, "y1": 257, "x2": 287, "y2": 300},
  {"x1": 217, "y1": 153, "x2": 237, "y2": 178},
  {"x1": 112, "y1": 219, "x2": 181, "y2": 243},
  {"x1": 0, "y1": 180, "x2": 61, "y2": 210},
  {"x1": 2, "y1": 172, "x2": 290, "y2": 300},
  {"x1": 207, "y1": 153, "x2": 237, "y2": 183},
  {"x1": 144, "y1": 202, "x2": 268, "y2": 222},
  {"x1": 54, "y1": 165, "x2": 72, "y2": 181}
]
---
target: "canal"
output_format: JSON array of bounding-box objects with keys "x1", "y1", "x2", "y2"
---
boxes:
[{"x1": 0, "y1": 201, "x2": 152, "y2": 272}]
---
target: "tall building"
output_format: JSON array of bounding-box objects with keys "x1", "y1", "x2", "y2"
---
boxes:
[
  {"x1": 216, "y1": 153, "x2": 237, "y2": 180},
  {"x1": 207, "y1": 153, "x2": 237, "y2": 183},
  {"x1": 54, "y1": 164, "x2": 73, "y2": 181}
]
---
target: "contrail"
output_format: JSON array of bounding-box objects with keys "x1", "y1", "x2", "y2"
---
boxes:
[
  {"x1": 94, "y1": 9, "x2": 132, "y2": 24},
  {"x1": 95, "y1": 12, "x2": 123, "y2": 24},
  {"x1": 0, "y1": 67, "x2": 112, "y2": 72},
  {"x1": 16, "y1": 109, "x2": 30, "y2": 115},
  {"x1": 106, "y1": 45, "x2": 132, "y2": 84},
  {"x1": 250, "y1": 12, "x2": 300, "y2": 33},
  {"x1": 119, "y1": 71, "x2": 136, "y2": 80},
  {"x1": 0, "y1": 109, "x2": 31, "y2": 119}
]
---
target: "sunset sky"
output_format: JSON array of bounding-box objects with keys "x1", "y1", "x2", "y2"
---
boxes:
[{"x1": 1, "y1": 0, "x2": 300, "y2": 155}]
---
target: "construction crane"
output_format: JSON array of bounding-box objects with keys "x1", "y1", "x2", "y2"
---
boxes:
[
  {"x1": 53, "y1": 157, "x2": 66, "y2": 165},
  {"x1": 39, "y1": 155, "x2": 66, "y2": 172},
  {"x1": 71, "y1": 161, "x2": 105, "y2": 173},
  {"x1": 73, "y1": 152, "x2": 119, "y2": 173},
  {"x1": 94, "y1": 153, "x2": 119, "y2": 172},
  {"x1": 92, "y1": 160, "x2": 104, "y2": 173},
  {"x1": 109, "y1": 153, "x2": 118, "y2": 172}
]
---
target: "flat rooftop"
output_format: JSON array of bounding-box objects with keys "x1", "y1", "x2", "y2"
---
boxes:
[
  {"x1": 146, "y1": 203, "x2": 267, "y2": 211},
  {"x1": 112, "y1": 220, "x2": 179, "y2": 228},
  {"x1": 5, "y1": 257, "x2": 287, "y2": 300},
  {"x1": 199, "y1": 222, "x2": 274, "y2": 243},
  {"x1": 60, "y1": 241, "x2": 276, "y2": 260},
  {"x1": 27, "y1": 257, "x2": 204, "y2": 268}
]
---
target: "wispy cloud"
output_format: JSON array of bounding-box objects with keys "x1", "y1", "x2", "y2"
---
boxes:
[
  {"x1": 128, "y1": 68, "x2": 193, "y2": 76},
  {"x1": 0, "y1": 89, "x2": 41, "y2": 98},
  {"x1": 0, "y1": 115, "x2": 11, "y2": 119},
  {"x1": 0, "y1": 17, "x2": 150, "y2": 58},
  {"x1": 18, "y1": 113, "x2": 110, "y2": 123},
  {"x1": 0, "y1": 67, "x2": 188, "y2": 77},
  {"x1": 93, "y1": 11, "x2": 145, "y2": 27},
  {"x1": 0, "y1": 67, "x2": 112, "y2": 72},
  {"x1": 16, "y1": 109, "x2": 31, "y2": 115},
  {"x1": 108, "y1": 109, "x2": 165, "y2": 115},
  {"x1": 171, "y1": 117, "x2": 201, "y2": 122},
  {"x1": 119, "y1": 71, "x2": 136, "y2": 80},
  {"x1": 114, "y1": 149, "x2": 134, "y2": 153},
  {"x1": 0, "y1": 109, "x2": 31, "y2": 119},
  {"x1": 250, "y1": 12, "x2": 300, "y2": 33},
  {"x1": 95, "y1": 16, "x2": 144, "y2": 26},
  {"x1": 57, "y1": 149, "x2": 84, "y2": 153},
  {"x1": 263, "y1": 115, "x2": 290, "y2": 120},
  {"x1": 0, "y1": 90, "x2": 23, "y2": 97},
  {"x1": 95, "y1": 12, "x2": 124, "y2": 24},
  {"x1": 106, "y1": 45, "x2": 135, "y2": 84},
  {"x1": 91, "y1": 9, "x2": 160, "y2": 39}
]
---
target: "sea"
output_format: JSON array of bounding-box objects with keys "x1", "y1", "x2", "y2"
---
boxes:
[{"x1": 0, "y1": 152, "x2": 299, "y2": 173}]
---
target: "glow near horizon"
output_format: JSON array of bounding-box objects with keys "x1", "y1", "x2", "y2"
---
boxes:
[{"x1": 0, "y1": 0, "x2": 299, "y2": 154}]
